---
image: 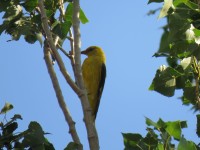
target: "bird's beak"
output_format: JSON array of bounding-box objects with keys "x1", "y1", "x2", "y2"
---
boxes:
[{"x1": 81, "y1": 49, "x2": 87, "y2": 55}]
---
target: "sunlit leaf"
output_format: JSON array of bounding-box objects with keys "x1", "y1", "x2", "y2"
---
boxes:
[
  {"x1": 3, "y1": 5, "x2": 22, "y2": 21},
  {"x1": 0, "y1": 102, "x2": 13, "y2": 114},
  {"x1": 177, "y1": 137, "x2": 197, "y2": 150},
  {"x1": 36, "y1": 32, "x2": 43, "y2": 46},
  {"x1": 180, "y1": 57, "x2": 192, "y2": 70},
  {"x1": 186, "y1": 25, "x2": 195, "y2": 41},
  {"x1": 158, "y1": 0, "x2": 172, "y2": 19},
  {"x1": 0, "y1": 0, "x2": 11, "y2": 12},
  {"x1": 80, "y1": 8, "x2": 89, "y2": 24},
  {"x1": 166, "y1": 121, "x2": 182, "y2": 139},
  {"x1": 65, "y1": 3, "x2": 73, "y2": 22},
  {"x1": 157, "y1": 143, "x2": 164, "y2": 150}
]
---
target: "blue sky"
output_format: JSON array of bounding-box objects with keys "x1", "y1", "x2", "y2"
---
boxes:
[{"x1": 0, "y1": 1, "x2": 198, "y2": 150}]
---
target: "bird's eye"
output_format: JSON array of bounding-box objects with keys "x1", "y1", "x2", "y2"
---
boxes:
[{"x1": 87, "y1": 47, "x2": 95, "y2": 52}]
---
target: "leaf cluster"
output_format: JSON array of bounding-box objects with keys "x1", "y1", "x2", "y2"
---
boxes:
[
  {"x1": 123, "y1": 117, "x2": 200, "y2": 150},
  {"x1": 0, "y1": 103, "x2": 79, "y2": 150},
  {"x1": 0, "y1": 0, "x2": 88, "y2": 45},
  {"x1": 148, "y1": 0, "x2": 200, "y2": 110},
  {"x1": 0, "y1": 103, "x2": 55, "y2": 150}
]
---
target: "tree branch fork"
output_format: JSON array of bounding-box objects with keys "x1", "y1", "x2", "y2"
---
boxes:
[{"x1": 38, "y1": 0, "x2": 100, "y2": 149}]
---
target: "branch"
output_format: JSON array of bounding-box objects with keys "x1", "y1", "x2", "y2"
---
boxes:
[
  {"x1": 38, "y1": 0, "x2": 81, "y2": 95},
  {"x1": 58, "y1": 0, "x2": 76, "y2": 81},
  {"x1": 43, "y1": 42, "x2": 82, "y2": 150},
  {"x1": 72, "y1": 0, "x2": 100, "y2": 149},
  {"x1": 57, "y1": 44, "x2": 71, "y2": 59}
]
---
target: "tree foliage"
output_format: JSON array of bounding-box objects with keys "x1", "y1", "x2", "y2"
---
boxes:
[
  {"x1": 123, "y1": 117, "x2": 199, "y2": 150},
  {"x1": 148, "y1": 0, "x2": 200, "y2": 110},
  {"x1": 0, "y1": 0, "x2": 99, "y2": 150},
  {"x1": 124, "y1": 0, "x2": 200, "y2": 149},
  {"x1": 0, "y1": 103, "x2": 55, "y2": 150},
  {"x1": 0, "y1": 0, "x2": 88, "y2": 44}
]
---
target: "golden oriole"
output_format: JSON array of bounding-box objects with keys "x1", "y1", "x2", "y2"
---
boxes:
[{"x1": 81, "y1": 46, "x2": 106, "y2": 121}]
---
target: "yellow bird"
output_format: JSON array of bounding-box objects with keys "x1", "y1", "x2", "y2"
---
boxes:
[{"x1": 81, "y1": 46, "x2": 106, "y2": 121}]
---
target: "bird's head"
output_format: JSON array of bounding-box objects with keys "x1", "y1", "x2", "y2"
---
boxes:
[{"x1": 81, "y1": 46, "x2": 105, "y2": 57}]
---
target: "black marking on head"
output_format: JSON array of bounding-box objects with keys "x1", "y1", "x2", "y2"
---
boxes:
[
  {"x1": 81, "y1": 46, "x2": 98, "y2": 54},
  {"x1": 86, "y1": 46, "x2": 97, "y2": 52}
]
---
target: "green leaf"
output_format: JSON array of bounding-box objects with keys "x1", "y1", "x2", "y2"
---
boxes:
[
  {"x1": 184, "y1": 1, "x2": 198, "y2": 10},
  {"x1": 79, "y1": 8, "x2": 89, "y2": 24},
  {"x1": 22, "y1": 122, "x2": 45, "y2": 149},
  {"x1": 180, "y1": 121, "x2": 187, "y2": 128},
  {"x1": 65, "y1": 4, "x2": 89, "y2": 24},
  {"x1": 148, "y1": 0, "x2": 164, "y2": 4},
  {"x1": 157, "y1": 118, "x2": 166, "y2": 128},
  {"x1": 183, "y1": 83, "x2": 196, "y2": 104},
  {"x1": 11, "y1": 114, "x2": 23, "y2": 120},
  {"x1": 0, "y1": 0, "x2": 11, "y2": 12},
  {"x1": 166, "y1": 121, "x2": 182, "y2": 139},
  {"x1": 143, "y1": 133, "x2": 158, "y2": 147},
  {"x1": 44, "y1": 138, "x2": 55, "y2": 150},
  {"x1": 21, "y1": 0, "x2": 38, "y2": 12},
  {"x1": 173, "y1": 0, "x2": 198, "y2": 9},
  {"x1": 149, "y1": 66, "x2": 182, "y2": 97},
  {"x1": 65, "y1": 3, "x2": 73, "y2": 22},
  {"x1": 157, "y1": 27, "x2": 170, "y2": 54},
  {"x1": 64, "y1": 142, "x2": 79, "y2": 150},
  {"x1": 52, "y1": 21, "x2": 72, "y2": 39},
  {"x1": 0, "y1": 21, "x2": 9, "y2": 35},
  {"x1": 44, "y1": 0, "x2": 57, "y2": 11},
  {"x1": 177, "y1": 137, "x2": 197, "y2": 150},
  {"x1": 24, "y1": 33, "x2": 37, "y2": 44},
  {"x1": 158, "y1": 0, "x2": 173, "y2": 19},
  {"x1": 193, "y1": 28, "x2": 200, "y2": 36},
  {"x1": 122, "y1": 133, "x2": 143, "y2": 149},
  {"x1": 196, "y1": 114, "x2": 200, "y2": 137},
  {"x1": 146, "y1": 117, "x2": 159, "y2": 128},
  {"x1": 0, "y1": 102, "x2": 14, "y2": 114},
  {"x1": 3, "y1": 122, "x2": 18, "y2": 136},
  {"x1": 157, "y1": 143, "x2": 164, "y2": 150},
  {"x1": 3, "y1": 5, "x2": 22, "y2": 21}
]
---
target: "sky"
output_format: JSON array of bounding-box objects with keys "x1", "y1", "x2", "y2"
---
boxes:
[{"x1": 0, "y1": 1, "x2": 199, "y2": 150}]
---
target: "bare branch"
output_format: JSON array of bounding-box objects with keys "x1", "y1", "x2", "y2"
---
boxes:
[
  {"x1": 57, "y1": 44, "x2": 71, "y2": 59},
  {"x1": 38, "y1": 0, "x2": 81, "y2": 95},
  {"x1": 72, "y1": 0, "x2": 100, "y2": 149},
  {"x1": 43, "y1": 42, "x2": 82, "y2": 150}
]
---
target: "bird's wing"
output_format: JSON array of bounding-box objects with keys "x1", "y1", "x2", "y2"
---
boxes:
[{"x1": 94, "y1": 63, "x2": 106, "y2": 119}]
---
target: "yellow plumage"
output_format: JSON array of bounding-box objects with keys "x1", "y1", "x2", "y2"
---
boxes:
[{"x1": 81, "y1": 46, "x2": 106, "y2": 121}]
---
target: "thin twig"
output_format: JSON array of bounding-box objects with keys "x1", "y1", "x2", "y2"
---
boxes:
[
  {"x1": 57, "y1": 44, "x2": 71, "y2": 59},
  {"x1": 72, "y1": 0, "x2": 100, "y2": 149},
  {"x1": 43, "y1": 42, "x2": 82, "y2": 150}
]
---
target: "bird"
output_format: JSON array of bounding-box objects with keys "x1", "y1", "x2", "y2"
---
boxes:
[{"x1": 81, "y1": 46, "x2": 106, "y2": 121}]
